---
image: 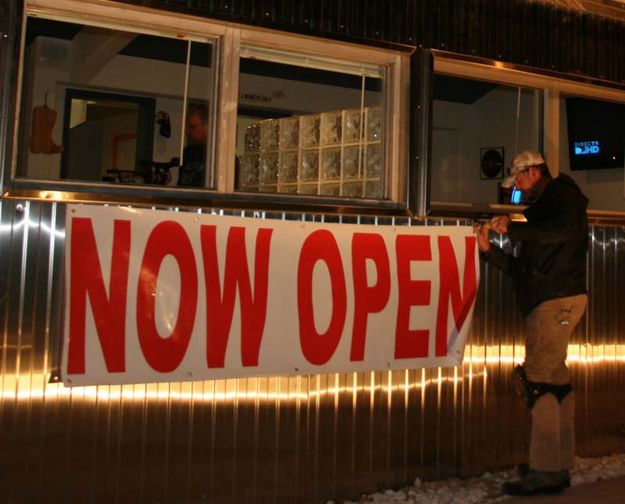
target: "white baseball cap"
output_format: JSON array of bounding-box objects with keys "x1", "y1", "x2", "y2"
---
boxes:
[{"x1": 501, "y1": 150, "x2": 545, "y2": 188}]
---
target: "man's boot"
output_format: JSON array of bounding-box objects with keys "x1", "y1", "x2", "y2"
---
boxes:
[
  {"x1": 516, "y1": 463, "x2": 570, "y2": 487},
  {"x1": 502, "y1": 468, "x2": 568, "y2": 496}
]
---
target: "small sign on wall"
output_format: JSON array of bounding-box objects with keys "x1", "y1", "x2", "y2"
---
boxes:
[{"x1": 480, "y1": 146, "x2": 504, "y2": 180}]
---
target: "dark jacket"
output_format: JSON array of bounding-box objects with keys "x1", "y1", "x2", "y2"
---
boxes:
[
  {"x1": 482, "y1": 174, "x2": 589, "y2": 316},
  {"x1": 178, "y1": 144, "x2": 206, "y2": 187}
]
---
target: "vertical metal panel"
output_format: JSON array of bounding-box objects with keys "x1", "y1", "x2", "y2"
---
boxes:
[
  {"x1": 409, "y1": 49, "x2": 432, "y2": 217},
  {"x1": 4, "y1": 1, "x2": 625, "y2": 502},
  {"x1": 1, "y1": 200, "x2": 625, "y2": 503}
]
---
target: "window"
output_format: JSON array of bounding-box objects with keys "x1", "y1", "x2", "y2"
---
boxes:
[
  {"x1": 235, "y1": 47, "x2": 386, "y2": 199},
  {"x1": 431, "y1": 73, "x2": 543, "y2": 206},
  {"x1": 13, "y1": 1, "x2": 408, "y2": 208},
  {"x1": 17, "y1": 16, "x2": 218, "y2": 189}
]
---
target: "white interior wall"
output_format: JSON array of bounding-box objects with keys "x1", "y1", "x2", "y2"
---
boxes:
[
  {"x1": 71, "y1": 53, "x2": 200, "y2": 167},
  {"x1": 432, "y1": 86, "x2": 540, "y2": 204},
  {"x1": 238, "y1": 73, "x2": 377, "y2": 115},
  {"x1": 432, "y1": 100, "x2": 475, "y2": 202},
  {"x1": 90, "y1": 56, "x2": 191, "y2": 97}
]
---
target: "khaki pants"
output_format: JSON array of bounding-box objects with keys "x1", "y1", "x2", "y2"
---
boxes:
[{"x1": 523, "y1": 294, "x2": 588, "y2": 472}]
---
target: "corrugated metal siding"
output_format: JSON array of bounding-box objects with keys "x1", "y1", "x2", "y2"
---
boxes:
[
  {"x1": 2, "y1": 1, "x2": 625, "y2": 502},
  {"x1": 1, "y1": 200, "x2": 624, "y2": 503},
  {"x1": 115, "y1": 0, "x2": 625, "y2": 85}
]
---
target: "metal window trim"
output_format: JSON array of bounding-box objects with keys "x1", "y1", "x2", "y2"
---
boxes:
[
  {"x1": 25, "y1": 0, "x2": 228, "y2": 42},
  {"x1": 238, "y1": 25, "x2": 409, "y2": 67},
  {"x1": 238, "y1": 45, "x2": 385, "y2": 79},
  {"x1": 2, "y1": 183, "x2": 408, "y2": 217},
  {"x1": 408, "y1": 48, "x2": 433, "y2": 218},
  {"x1": 433, "y1": 49, "x2": 625, "y2": 97}
]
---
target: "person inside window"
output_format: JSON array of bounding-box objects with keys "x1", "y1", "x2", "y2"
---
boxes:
[{"x1": 178, "y1": 103, "x2": 209, "y2": 187}]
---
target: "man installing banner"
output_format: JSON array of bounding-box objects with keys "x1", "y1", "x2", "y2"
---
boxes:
[{"x1": 474, "y1": 150, "x2": 589, "y2": 496}]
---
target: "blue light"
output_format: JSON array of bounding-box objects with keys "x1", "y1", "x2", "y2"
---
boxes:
[
  {"x1": 573, "y1": 140, "x2": 600, "y2": 156},
  {"x1": 511, "y1": 187, "x2": 523, "y2": 205}
]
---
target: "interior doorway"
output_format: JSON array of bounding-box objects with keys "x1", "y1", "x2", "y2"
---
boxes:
[{"x1": 61, "y1": 89, "x2": 155, "y2": 182}]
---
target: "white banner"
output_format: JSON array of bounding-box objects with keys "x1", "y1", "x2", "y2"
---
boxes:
[{"x1": 62, "y1": 205, "x2": 479, "y2": 386}]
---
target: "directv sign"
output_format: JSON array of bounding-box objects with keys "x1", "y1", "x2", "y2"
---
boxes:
[{"x1": 574, "y1": 140, "x2": 600, "y2": 156}]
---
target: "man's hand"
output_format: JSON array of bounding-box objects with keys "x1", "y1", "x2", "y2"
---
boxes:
[
  {"x1": 472, "y1": 223, "x2": 491, "y2": 252},
  {"x1": 490, "y1": 215, "x2": 511, "y2": 234}
]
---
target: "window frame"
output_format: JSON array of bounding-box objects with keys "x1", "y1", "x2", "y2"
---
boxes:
[
  {"x1": 431, "y1": 51, "x2": 625, "y2": 219},
  {"x1": 235, "y1": 26, "x2": 410, "y2": 205},
  {"x1": 13, "y1": 0, "x2": 224, "y2": 196},
  {"x1": 8, "y1": 0, "x2": 412, "y2": 214}
]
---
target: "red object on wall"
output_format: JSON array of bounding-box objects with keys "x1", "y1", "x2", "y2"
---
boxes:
[{"x1": 29, "y1": 105, "x2": 64, "y2": 154}]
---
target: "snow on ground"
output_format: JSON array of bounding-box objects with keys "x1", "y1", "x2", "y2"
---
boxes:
[{"x1": 327, "y1": 453, "x2": 625, "y2": 504}]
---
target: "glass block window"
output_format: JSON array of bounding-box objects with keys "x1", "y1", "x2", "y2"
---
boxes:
[{"x1": 236, "y1": 46, "x2": 386, "y2": 199}]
